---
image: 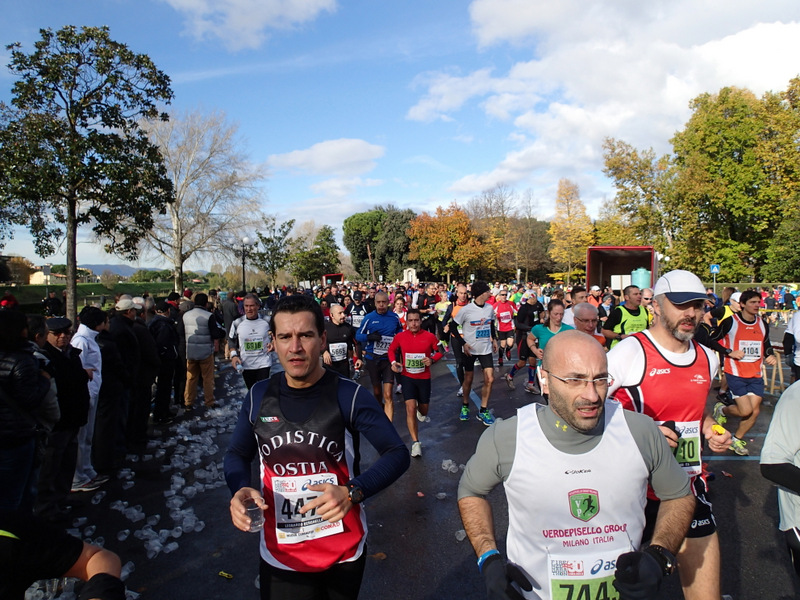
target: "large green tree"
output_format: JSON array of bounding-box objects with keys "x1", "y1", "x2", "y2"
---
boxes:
[
  {"x1": 250, "y1": 216, "x2": 295, "y2": 289},
  {"x1": 373, "y1": 205, "x2": 416, "y2": 281},
  {"x1": 0, "y1": 26, "x2": 173, "y2": 322},
  {"x1": 290, "y1": 225, "x2": 340, "y2": 283},
  {"x1": 342, "y1": 210, "x2": 383, "y2": 280}
]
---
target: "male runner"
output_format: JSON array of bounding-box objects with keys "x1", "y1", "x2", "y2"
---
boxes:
[
  {"x1": 417, "y1": 283, "x2": 439, "y2": 335},
  {"x1": 388, "y1": 309, "x2": 443, "y2": 458},
  {"x1": 460, "y1": 331, "x2": 695, "y2": 600},
  {"x1": 707, "y1": 289, "x2": 777, "y2": 455},
  {"x1": 323, "y1": 304, "x2": 361, "y2": 379},
  {"x1": 454, "y1": 281, "x2": 498, "y2": 426},
  {"x1": 561, "y1": 285, "x2": 587, "y2": 327},
  {"x1": 608, "y1": 269, "x2": 733, "y2": 600},
  {"x1": 344, "y1": 291, "x2": 369, "y2": 330},
  {"x1": 761, "y1": 381, "x2": 800, "y2": 578},
  {"x1": 229, "y1": 293, "x2": 273, "y2": 390},
  {"x1": 603, "y1": 285, "x2": 649, "y2": 349},
  {"x1": 355, "y1": 292, "x2": 403, "y2": 421},
  {"x1": 572, "y1": 302, "x2": 607, "y2": 346},
  {"x1": 224, "y1": 294, "x2": 409, "y2": 599}
]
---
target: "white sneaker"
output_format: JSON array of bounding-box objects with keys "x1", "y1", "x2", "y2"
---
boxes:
[
  {"x1": 411, "y1": 441, "x2": 422, "y2": 457},
  {"x1": 395, "y1": 384, "x2": 402, "y2": 395},
  {"x1": 416, "y1": 410, "x2": 430, "y2": 422},
  {"x1": 457, "y1": 386, "x2": 464, "y2": 397}
]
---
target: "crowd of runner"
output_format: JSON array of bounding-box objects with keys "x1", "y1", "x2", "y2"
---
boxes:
[{"x1": 2, "y1": 273, "x2": 800, "y2": 599}]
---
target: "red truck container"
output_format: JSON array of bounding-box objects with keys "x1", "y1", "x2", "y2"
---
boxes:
[{"x1": 585, "y1": 246, "x2": 658, "y2": 293}]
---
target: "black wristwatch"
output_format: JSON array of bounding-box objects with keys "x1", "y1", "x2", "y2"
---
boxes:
[
  {"x1": 347, "y1": 483, "x2": 365, "y2": 504},
  {"x1": 725, "y1": 347, "x2": 733, "y2": 355},
  {"x1": 645, "y1": 544, "x2": 677, "y2": 576}
]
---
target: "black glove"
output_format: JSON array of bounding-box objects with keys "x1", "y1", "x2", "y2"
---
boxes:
[
  {"x1": 367, "y1": 332, "x2": 382, "y2": 342},
  {"x1": 613, "y1": 549, "x2": 663, "y2": 600},
  {"x1": 482, "y1": 554, "x2": 533, "y2": 600}
]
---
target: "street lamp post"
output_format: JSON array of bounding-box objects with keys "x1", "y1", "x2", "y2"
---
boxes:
[{"x1": 241, "y1": 236, "x2": 254, "y2": 292}]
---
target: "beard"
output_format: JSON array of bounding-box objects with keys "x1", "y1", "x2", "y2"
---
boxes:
[{"x1": 664, "y1": 313, "x2": 699, "y2": 342}]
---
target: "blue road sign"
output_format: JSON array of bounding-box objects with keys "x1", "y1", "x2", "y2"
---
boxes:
[{"x1": 710, "y1": 264, "x2": 721, "y2": 274}]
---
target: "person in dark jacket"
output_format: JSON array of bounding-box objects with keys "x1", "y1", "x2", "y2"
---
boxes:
[
  {"x1": 93, "y1": 315, "x2": 125, "y2": 476},
  {"x1": 149, "y1": 301, "x2": 179, "y2": 424},
  {"x1": 35, "y1": 317, "x2": 90, "y2": 521},
  {"x1": 0, "y1": 311, "x2": 52, "y2": 513},
  {"x1": 108, "y1": 298, "x2": 140, "y2": 458},
  {"x1": 127, "y1": 300, "x2": 161, "y2": 447}
]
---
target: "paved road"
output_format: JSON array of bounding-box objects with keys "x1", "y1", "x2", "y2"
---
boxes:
[{"x1": 40, "y1": 345, "x2": 800, "y2": 599}]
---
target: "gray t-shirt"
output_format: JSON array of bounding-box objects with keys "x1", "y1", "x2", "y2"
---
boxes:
[
  {"x1": 458, "y1": 401, "x2": 691, "y2": 501},
  {"x1": 453, "y1": 301, "x2": 495, "y2": 356},
  {"x1": 761, "y1": 381, "x2": 800, "y2": 530}
]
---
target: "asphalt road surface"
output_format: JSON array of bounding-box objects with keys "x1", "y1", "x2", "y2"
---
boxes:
[{"x1": 35, "y1": 341, "x2": 800, "y2": 600}]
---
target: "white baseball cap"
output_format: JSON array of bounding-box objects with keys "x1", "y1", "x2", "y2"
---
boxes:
[{"x1": 653, "y1": 270, "x2": 706, "y2": 304}]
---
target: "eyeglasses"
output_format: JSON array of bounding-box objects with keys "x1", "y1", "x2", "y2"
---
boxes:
[
  {"x1": 642, "y1": 297, "x2": 653, "y2": 301},
  {"x1": 545, "y1": 371, "x2": 613, "y2": 389},
  {"x1": 574, "y1": 317, "x2": 599, "y2": 324}
]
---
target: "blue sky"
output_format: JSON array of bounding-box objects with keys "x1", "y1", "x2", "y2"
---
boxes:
[{"x1": 2, "y1": 0, "x2": 800, "y2": 271}]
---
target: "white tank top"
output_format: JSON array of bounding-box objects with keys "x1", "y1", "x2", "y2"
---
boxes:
[{"x1": 504, "y1": 401, "x2": 649, "y2": 599}]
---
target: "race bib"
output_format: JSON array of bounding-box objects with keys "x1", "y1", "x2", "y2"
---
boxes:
[
  {"x1": 738, "y1": 339, "x2": 761, "y2": 363},
  {"x1": 404, "y1": 352, "x2": 426, "y2": 374},
  {"x1": 374, "y1": 335, "x2": 392, "y2": 356},
  {"x1": 549, "y1": 551, "x2": 620, "y2": 600},
  {"x1": 351, "y1": 314, "x2": 364, "y2": 328},
  {"x1": 271, "y1": 474, "x2": 343, "y2": 545},
  {"x1": 328, "y1": 342, "x2": 347, "y2": 362},
  {"x1": 665, "y1": 420, "x2": 702, "y2": 476},
  {"x1": 243, "y1": 337, "x2": 264, "y2": 354},
  {"x1": 476, "y1": 327, "x2": 490, "y2": 339}
]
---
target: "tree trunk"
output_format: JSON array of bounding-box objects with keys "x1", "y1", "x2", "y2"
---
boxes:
[
  {"x1": 173, "y1": 262, "x2": 183, "y2": 293},
  {"x1": 66, "y1": 196, "x2": 78, "y2": 325},
  {"x1": 367, "y1": 242, "x2": 375, "y2": 282}
]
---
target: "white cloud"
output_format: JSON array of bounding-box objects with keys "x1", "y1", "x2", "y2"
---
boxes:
[
  {"x1": 407, "y1": 0, "x2": 800, "y2": 211},
  {"x1": 310, "y1": 177, "x2": 382, "y2": 199},
  {"x1": 268, "y1": 139, "x2": 385, "y2": 177},
  {"x1": 161, "y1": 0, "x2": 336, "y2": 50}
]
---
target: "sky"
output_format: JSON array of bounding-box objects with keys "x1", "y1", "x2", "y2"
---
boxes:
[{"x1": 2, "y1": 0, "x2": 800, "y2": 271}]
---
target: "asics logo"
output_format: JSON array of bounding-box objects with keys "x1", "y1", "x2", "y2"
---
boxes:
[{"x1": 649, "y1": 367, "x2": 671, "y2": 376}]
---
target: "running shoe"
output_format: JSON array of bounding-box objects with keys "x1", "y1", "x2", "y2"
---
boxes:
[
  {"x1": 459, "y1": 404, "x2": 470, "y2": 421},
  {"x1": 524, "y1": 382, "x2": 541, "y2": 395},
  {"x1": 395, "y1": 384, "x2": 402, "y2": 395},
  {"x1": 477, "y1": 408, "x2": 495, "y2": 426},
  {"x1": 71, "y1": 478, "x2": 102, "y2": 493},
  {"x1": 411, "y1": 441, "x2": 422, "y2": 458},
  {"x1": 456, "y1": 386, "x2": 464, "y2": 397},
  {"x1": 416, "y1": 410, "x2": 430, "y2": 423},
  {"x1": 498, "y1": 358, "x2": 503, "y2": 367},
  {"x1": 712, "y1": 402, "x2": 727, "y2": 426},
  {"x1": 504, "y1": 372, "x2": 515, "y2": 390},
  {"x1": 730, "y1": 437, "x2": 749, "y2": 456},
  {"x1": 506, "y1": 348, "x2": 512, "y2": 361}
]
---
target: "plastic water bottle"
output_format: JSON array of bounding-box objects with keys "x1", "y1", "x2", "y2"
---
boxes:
[{"x1": 235, "y1": 363, "x2": 244, "y2": 374}]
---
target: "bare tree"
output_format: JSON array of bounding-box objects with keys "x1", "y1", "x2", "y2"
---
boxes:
[{"x1": 140, "y1": 109, "x2": 265, "y2": 291}]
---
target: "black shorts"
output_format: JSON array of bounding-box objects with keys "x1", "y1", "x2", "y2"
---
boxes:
[
  {"x1": 365, "y1": 358, "x2": 394, "y2": 385},
  {"x1": 328, "y1": 361, "x2": 351, "y2": 379},
  {"x1": 497, "y1": 330, "x2": 515, "y2": 343},
  {"x1": 517, "y1": 336, "x2": 535, "y2": 361},
  {"x1": 400, "y1": 375, "x2": 432, "y2": 404},
  {"x1": 463, "y1": 353, "x2": 494, "y2": 372},
  {"x1": 642, "y1": 476, "x2": 716, "y2": 542}
]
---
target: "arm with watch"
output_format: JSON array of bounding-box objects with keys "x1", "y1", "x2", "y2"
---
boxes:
[{"x1": 613, "y1": 493, "x2": 695, "y2": 599}]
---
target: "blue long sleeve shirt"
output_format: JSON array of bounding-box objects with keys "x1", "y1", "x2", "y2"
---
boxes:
[{"x1": 354, "y1": 310, "x2": 402, "y2": 360}]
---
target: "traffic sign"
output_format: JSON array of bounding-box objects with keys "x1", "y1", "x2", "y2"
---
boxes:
[{"x1": 710, "y1": 264, "x2": 720, "y2": 274}]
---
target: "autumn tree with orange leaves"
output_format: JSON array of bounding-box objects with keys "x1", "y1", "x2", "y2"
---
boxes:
[{"x1": 407, "y1": 203, "x2": 484, "y2": 283}]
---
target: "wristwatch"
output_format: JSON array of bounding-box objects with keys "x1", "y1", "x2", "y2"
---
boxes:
[
  {"x1": 645, "y1": 544, "x2": 677, "y2": 576},
  {"x1": 725, "y1": 347, "x2": 732, "y2": 355},
  {"x1": 347, "y1": 483, "x2": 365, "y2": 504}
]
